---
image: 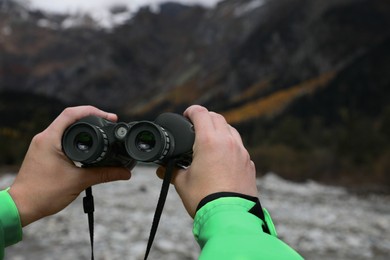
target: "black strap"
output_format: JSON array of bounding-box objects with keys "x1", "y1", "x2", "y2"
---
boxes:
[
  {"x1": 83, "y1": 186, "x2": 95, "y2": 260},
  {"x1": 144, "y1": 159, "x2": 176, "y2": 260},
  {"x1": 82, "y1": 160, "x2": 175, "y2": 260}
]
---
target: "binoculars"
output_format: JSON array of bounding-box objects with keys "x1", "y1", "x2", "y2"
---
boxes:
[{"x1": 62, "y1": 113, "x2": 195, "y2": 168}]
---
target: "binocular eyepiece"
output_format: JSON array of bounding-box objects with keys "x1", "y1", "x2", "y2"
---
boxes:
[{"x1": 62, "y1": 113, "x2": 195, "y2": 168}]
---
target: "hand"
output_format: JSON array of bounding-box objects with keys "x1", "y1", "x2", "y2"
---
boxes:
[
  {"x1": 8, "y1": 106, "x2": 132, "y2": 227},
  {"x1": 157, "y1": 105, "x2": 258, "y2": 218}
]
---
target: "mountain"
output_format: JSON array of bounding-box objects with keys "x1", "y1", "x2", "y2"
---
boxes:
[{"x1": 1, "y1": 0, "x2": 389, "y2": 190}]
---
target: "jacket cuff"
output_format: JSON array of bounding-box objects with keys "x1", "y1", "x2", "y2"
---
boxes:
[
  {"x1": 193, "y1": 196, "x2": 260, "y2": 245},
  {"x1": 195, "y1": 192, "x2": 277, "y2": 237},
  {"x1": 0, "y1": 188, "x2": 23, "y2": 247}
]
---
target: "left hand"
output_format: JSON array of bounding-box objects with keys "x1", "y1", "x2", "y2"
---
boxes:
[{"x1": 9, "y1": 106, "x2": 132, "y2": 227}]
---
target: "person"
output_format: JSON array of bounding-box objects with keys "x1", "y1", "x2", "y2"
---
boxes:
[{"x1": 0, "y1": 105, "x2": 303, "y2": 259}]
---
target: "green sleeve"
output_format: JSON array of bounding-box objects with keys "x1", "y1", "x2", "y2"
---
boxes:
[
  {"x1": 0, "y1": 189, "x2": 23, "y2": 259},
  {"x1": 193, "y1": 197, "x2": 303, "y2": 260}
]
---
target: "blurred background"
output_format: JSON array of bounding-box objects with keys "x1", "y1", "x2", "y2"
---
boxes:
[
  {"x1": 1, "y1": 0, "x2": 390, "y2": 258},
  {"x1": 1, "y1": 0, "x2": 389, "y2": 190}
]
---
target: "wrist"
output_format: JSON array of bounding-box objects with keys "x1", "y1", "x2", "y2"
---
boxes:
[
  {"x1": 8, "y1": 186, "x2": 37, "y2": 227},
  {"x1": 195, "y1": 192, "x2": 277, "y2": 237},
  {"x1": 0, "y1": 189, "x2": 23, "y2": 246}
]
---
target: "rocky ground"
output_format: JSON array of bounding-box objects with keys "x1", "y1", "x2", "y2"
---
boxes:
[{"x1": 1, "y1": 166, "x2": 390, "y2": 260}]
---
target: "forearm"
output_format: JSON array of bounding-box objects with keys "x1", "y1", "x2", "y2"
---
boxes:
[
  {"x1": 0, "y1": 189, "x2": 23, "y2": 259},
  {"x1": 193, "y1": 195, "x2": 303, "y2": 259}
]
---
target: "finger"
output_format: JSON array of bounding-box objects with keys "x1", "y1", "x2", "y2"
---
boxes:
[
  {"x1": 184, "y1": 105, "x2": 215, "y2": 140},
  {"x1": 82, "y1": 167, "x2": 131, "y2": 188},
  {"x1": 156, "y1": 166, "x2": 166, "y2": 180},
  {"x1": 209, "y1": 112, "x2": 230, "y2": 133},
  {"x1": 228, "y1": 125, "x2": 245, "y2": 146},
  {"x1": 50, "y1": 106, "x2": 118, "y2": 135}
]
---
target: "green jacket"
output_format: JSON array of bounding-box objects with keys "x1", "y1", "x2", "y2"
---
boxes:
[
  {"x1": 193, "y1": 195, "x2": 303, "y2": 259},
  {"x1": 0, "y1": 189, "x2": 302, "y2": 259},
  {"x1": 0, "y1": 189, "x2": 23, "y2": 260}
]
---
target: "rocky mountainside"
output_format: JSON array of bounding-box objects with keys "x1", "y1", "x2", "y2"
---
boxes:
[{"x1": 1, "y1": 0, "x2": 389, "y2": 189}]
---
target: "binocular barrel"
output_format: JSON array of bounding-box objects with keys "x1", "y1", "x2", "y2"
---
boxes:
[{"x1": 62, "y1": 113, "x2": 195, "y2": 168}]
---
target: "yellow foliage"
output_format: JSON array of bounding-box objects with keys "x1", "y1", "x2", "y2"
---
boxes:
[
  {"x1": 231, "y1": 78, "x2": 272, "y2": 103},
  {"x1": 126, "y1": 94, "x2": 167, "y2": 116},
  {"x1": 126, "y1": 71, "x2": 336, "y2": 120},
  {"x1": 126, "y1": 79, "x2": 206, "y2": 116},
  {"x1": 0, "y1": 128, "x2": 20, "y2": 138},
  {"x1": 222, "y1": 71, "x2": 336, "y2": 124},
  {"x1": 168, "y1": 79, "x2": 204, "y2": 104}
]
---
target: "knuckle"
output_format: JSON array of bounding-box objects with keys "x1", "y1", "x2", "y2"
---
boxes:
[
  {"x1": 31, "y1": 131, "x2": 46, "y2": 147},
  {"x1": 192, "y1": 105, "x2": 208, "y2": 113},
  {"x1": 214, "y1": 112, "x2": 226, "y2": 121},
  {"x1": 187, "y1": 105, "x2": 208, "y2": 116},
  {"x1": 61, "y1": 107, "x2": 75, "y2": 117}
]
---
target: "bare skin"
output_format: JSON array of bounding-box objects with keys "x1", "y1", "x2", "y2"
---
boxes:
[
  {"x1": 157, "y1": 105, "x2": 258, "y2": 218},
  {"x1": 8, "y1": 105, "x2": 257, "y2": 226},
  {"x1": 8, "y1": 106, "x2": 131, "y2": 227}
]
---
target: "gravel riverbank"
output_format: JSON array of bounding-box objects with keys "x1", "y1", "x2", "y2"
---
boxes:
[{"x1": 1, "y1": 166, "x2": 389, "y2": 259}]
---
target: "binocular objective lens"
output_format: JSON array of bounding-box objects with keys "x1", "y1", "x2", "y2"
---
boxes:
[
  {"x1": 75, "y1": 132, "x2": 93, "y2": 152},
  {"x1": 136, "y1": 131, "x2": 156, "y2": 152}
]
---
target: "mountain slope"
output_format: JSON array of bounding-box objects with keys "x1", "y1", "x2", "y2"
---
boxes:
[{"x1": 1, "y1": 0, "x2": 389, "y2": 189}]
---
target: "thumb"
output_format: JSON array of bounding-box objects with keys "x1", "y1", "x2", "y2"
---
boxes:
[{"x1": 82, "y1": 167, "x2": 132, "y2": 188}]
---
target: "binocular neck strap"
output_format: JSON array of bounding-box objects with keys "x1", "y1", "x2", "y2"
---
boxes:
[
  {"x1": 83, "y1": 186, "x2": 95, "y2": 260},
  {"x1": 82, "y1": 159, "x2": 176, "y2": 260},
  {"x1": 144, "y1": 159, "x2": 176, "y2": 260}
]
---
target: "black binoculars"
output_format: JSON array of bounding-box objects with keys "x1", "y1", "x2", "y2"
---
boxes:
[{"x1": 62, "y1": 113, "x2": 195, "y2": 168}]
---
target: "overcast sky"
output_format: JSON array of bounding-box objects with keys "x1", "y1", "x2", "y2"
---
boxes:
[{"x1": 28, "y1": 0, "x2": 222, "y2": 14}]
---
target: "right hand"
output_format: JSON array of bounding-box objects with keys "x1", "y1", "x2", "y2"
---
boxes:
[{"x1": 157, "y1": 105, "x2": 258, "y2": 218}]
